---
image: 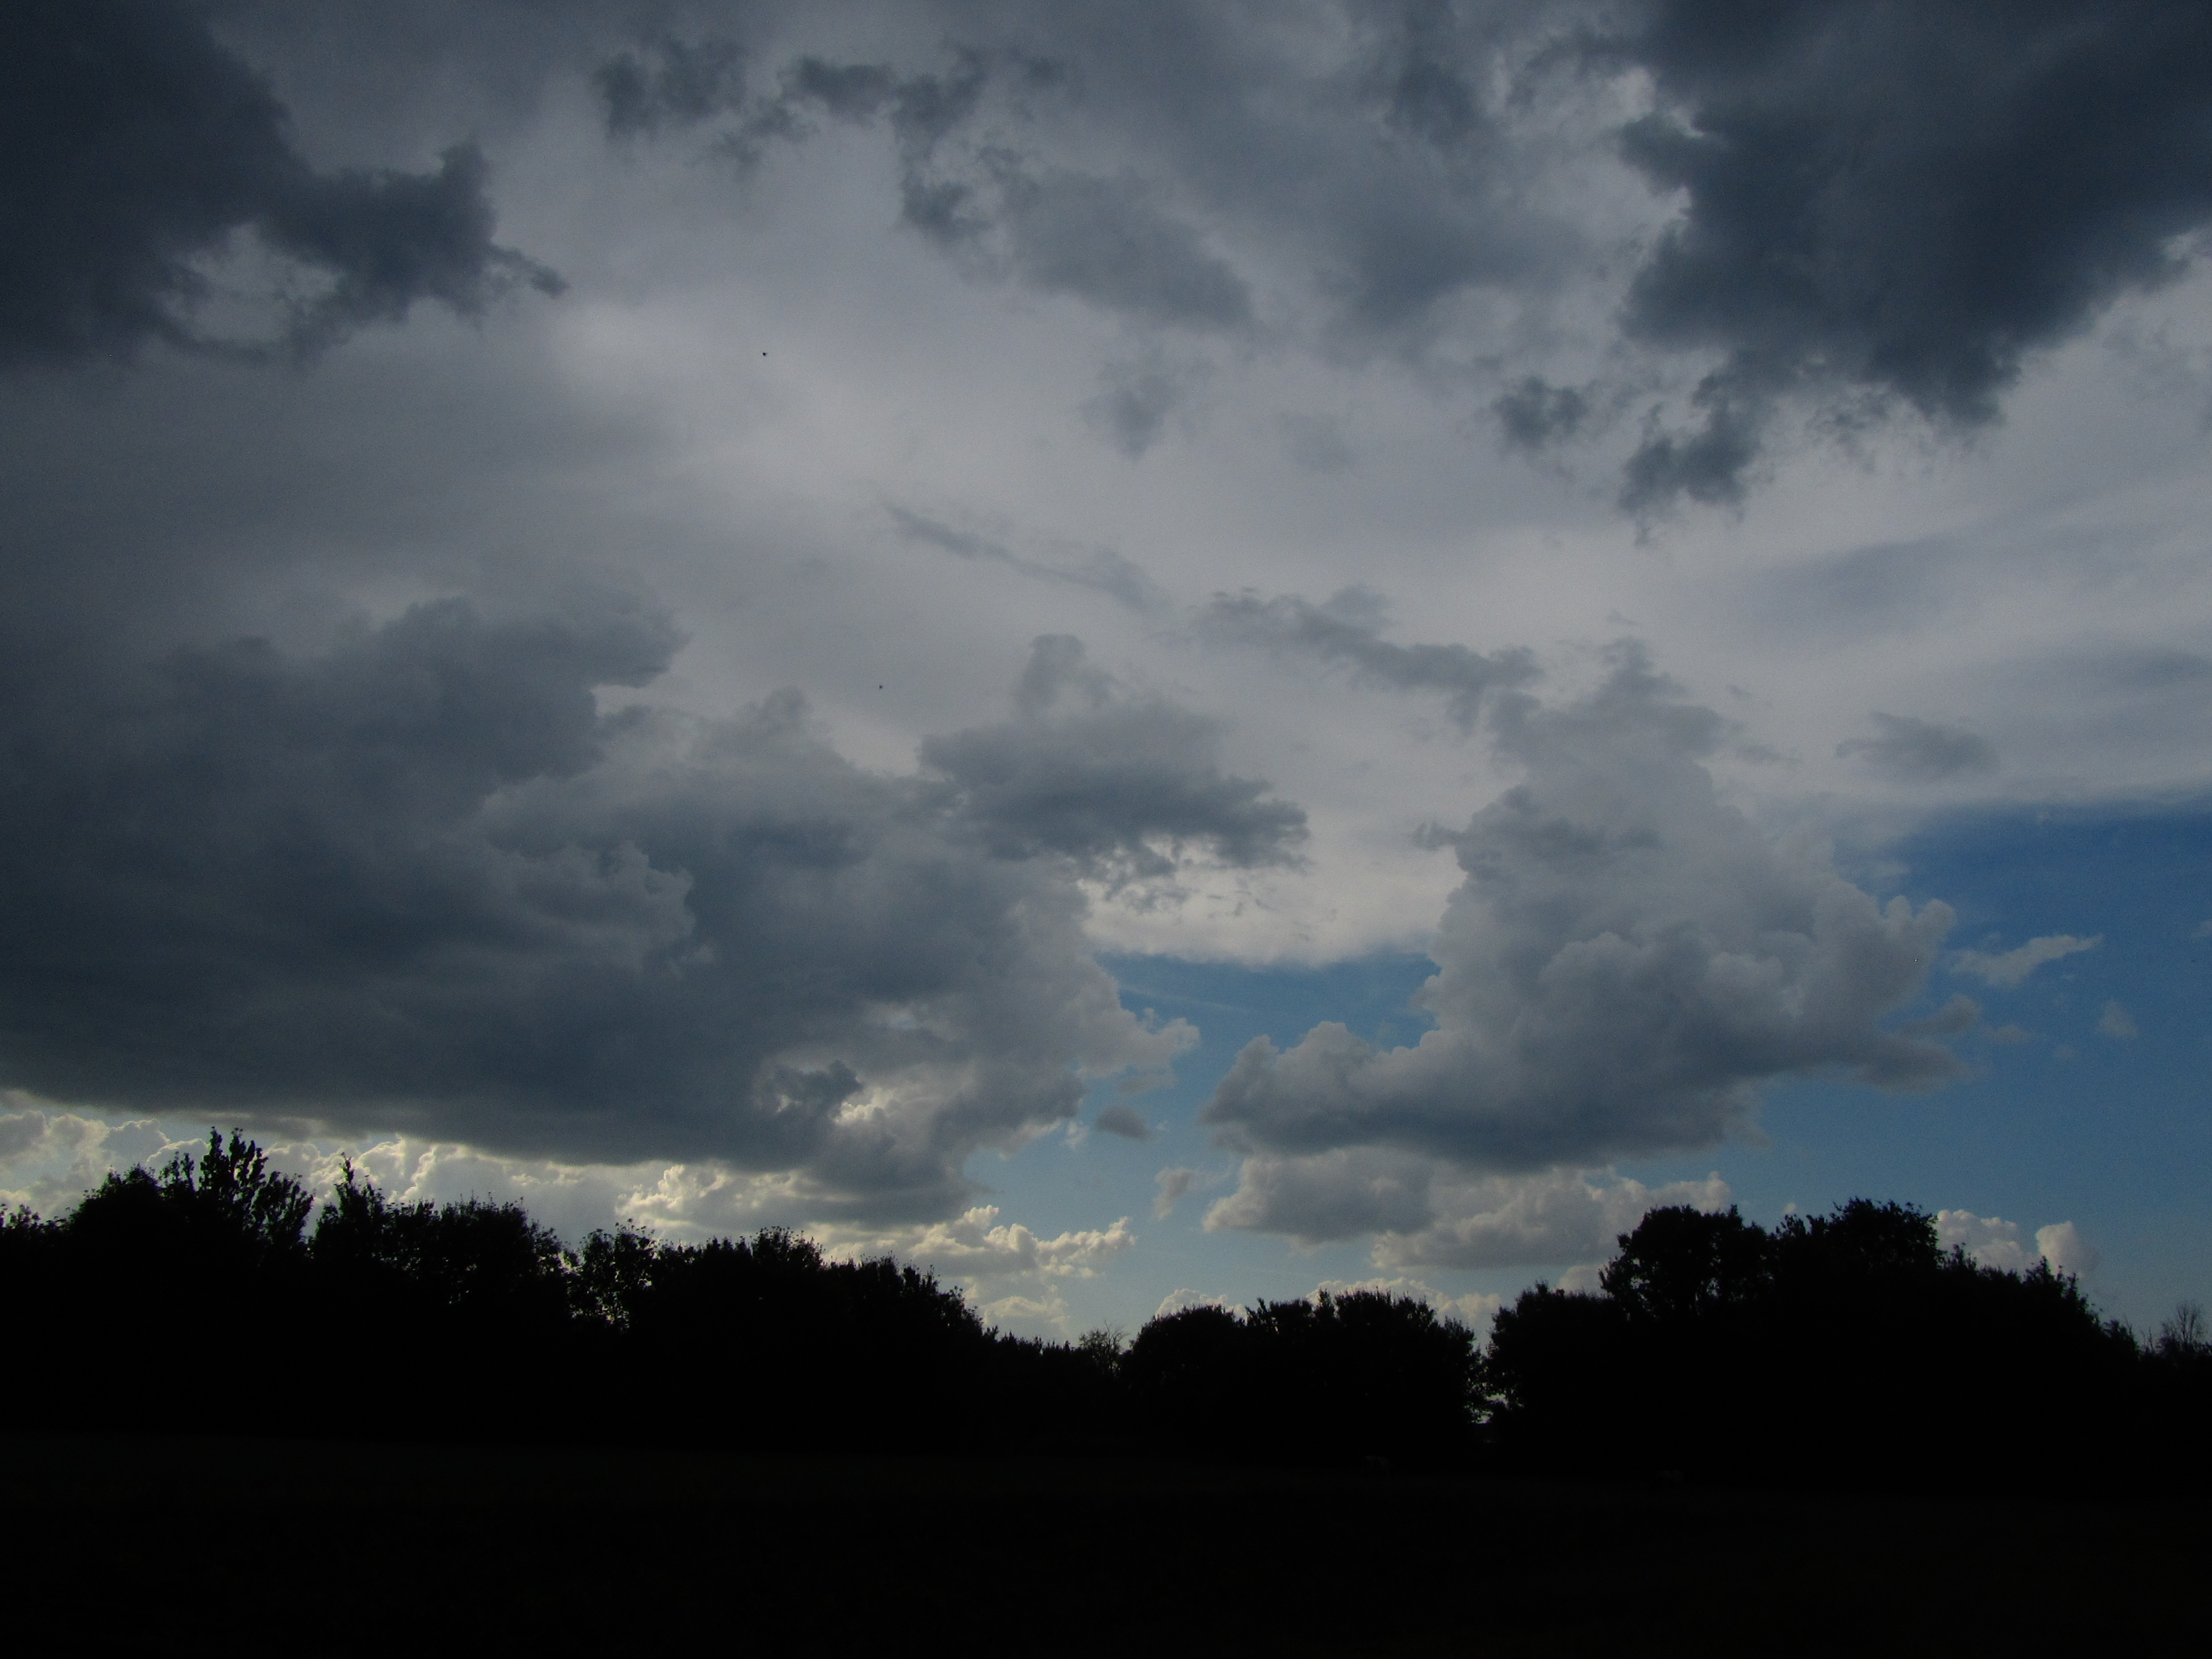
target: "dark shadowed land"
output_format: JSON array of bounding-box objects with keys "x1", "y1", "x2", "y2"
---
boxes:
[
  {"x1": 5, "y1": 1428, "x2": 2205, "y2": 1652},
  {"x1": 8, "y1": 1136, "x2": 2209, "y2": 1649}
]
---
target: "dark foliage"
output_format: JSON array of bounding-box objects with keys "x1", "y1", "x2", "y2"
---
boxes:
[
  {"x1": 6, "y1": 1139, "x2": 2204, "y2": 1491},
  {"x1": 1482, "y1": 1199, "x2": 2204, "y2": 1493}
]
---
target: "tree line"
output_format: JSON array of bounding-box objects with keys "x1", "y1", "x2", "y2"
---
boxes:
[{"x1": 5, "y1": 1133, "x2": 2205, "y2": 1491}]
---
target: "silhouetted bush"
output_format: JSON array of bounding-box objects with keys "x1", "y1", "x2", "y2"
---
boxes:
[
  {"x1": 5, "y1": 1137, "x2": 2203, "y2": 1488},
  {"x1": 1480, "y1": 1199, "x2": 2195, "y2": 1493}
]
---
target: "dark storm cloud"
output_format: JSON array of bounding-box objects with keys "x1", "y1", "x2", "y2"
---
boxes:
[
  {"x1": 1201, "y1": 589, "x2": 1539, "y2": 732},
  {"x1": 1838, "y1": 714, "x2": 2000, "y2": 782},
  {"x1": 596, "y1": 3, "x2": 1576, "y2": 355},
  {"x1": 920, "y1": 635, "x2": 1307, "y2": 883},
  {"x1": 0, "y1": 0, "x2": 559, "y2": 367},
  {"x1": 1493, "y1": 376, "x2": 1594, "y2": 455},
  {"x1": 1202, "y1": 643, "x2": 1960, "y2": 1235},
  {"x1": 0, "y1": 605, "x2": 1208, "y2": 1219},
  {"x1": 1601, "y1": 0, "x2": 2212, "y2": 508}
]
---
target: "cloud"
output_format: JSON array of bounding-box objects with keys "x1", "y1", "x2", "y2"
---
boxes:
[
  {"x1": 1092, "y1": 1103, "x2": 1152, "y2": 1140},
  {"x1": 1837, "y1": 714, "x2": 1998, "y2": 782},
  {"x1": 1153, "y1": 1286, "x2": 1229, "y2": 1319},
  {"x1": 2034, "y1": 1219, "x2": 2101, "y2": 1278},
  {"x1": 1950, "y1": 934, "x2": 2101, "y2": 987},
  {"x1": 887, "y1": 507, "x2": 1168, "y2": 615},
  {"x1": 0, "y1": 602, "x2": 1229, "y2": 1222},
  {"x1": 1937, "y1": 1207, "x2": 2035, "y2": 1273},
  {"x1": 1200, "y1": 589, "x2": 1539, "y2": 733},
  {"x1": 1600, "y1": 0, "x2": 2212, "y2": 508},
  {"x1": 1940, "y1": 1208, "x2": 2102, "y2": 1278},
  {"x1": 1202, "y1": 645, "x2": 1959, "y2": 1203},
  {"x1": 0, "y1": 0, "x2": 559, "y2": 368},
  {"x1": 2097, "y1": 1000, "x2": 2139, "y2": 1039},
  {"x1": 1207, "y1": 1153, "x2": 1732, "y2": 1266},
  {"x1": 1152, "y1": 1165, "x2": 1199, "y2": 1219},
  {"x1": 920, "y1": 634, "x2": 1307, "y2": 885},
  {"x1": 1493, "y1": 376, "x2": 1596, "y2": 456}
]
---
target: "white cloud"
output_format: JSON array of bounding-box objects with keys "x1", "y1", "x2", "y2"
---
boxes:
[
  {"x1": 1937, "y1": 1208, "x2": 2034, "y2": 1272},
  {"x1": 1153, "y1": 1287, "x2": 1230, "y2": 1320},
  {"x1": 2096, "y1": 1001, "x2": 2139, "y2": 1039},
  {"x1": 1950, "y1": 934, "x2": 2101, "y2": 987},
  {"x1": 2035, "y1": 1220, "x2": 2101, "y2": 1278},
  {"x1": 1939, "y1": 1208, "x2": 2100, "y2": 1278}
]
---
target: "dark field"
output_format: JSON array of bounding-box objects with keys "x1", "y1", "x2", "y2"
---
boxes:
[{"x1": 7, "y1": 1431, "x2": 2203, "y2": 1653}]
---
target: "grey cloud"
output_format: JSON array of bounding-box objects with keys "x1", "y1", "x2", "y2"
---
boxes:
[
  {"x1": 1493, "y1": 376, "x2": 1594, "y2": 456},
  {"x1": 1601, "y1": 0, "x2": 2212, "y2": 507},
  {"x1": 1201, "y1": 589, "x2": 1539, "y2": 732},
  {"x1": 1092, "y1": 1103, "x2": 1152, "y2": 1140},
  {"x1": 1838, "y1": 713, "x2": 1999, "y2": 782},
  {"x1": 1, "y1": 0, "x2": 559, "y2": 368},
  {"x1": 0, "y1": 601, "x2": 1196, "y2": 1221},
  {"x1": 1152, "y1": 1164, "x2": 1198, "y2": 1218},
  {"x1": 920, "y1": 635, "x2": 1308, "y2": 883},
  {"x1": 597, "y1": 36, "x2": 749, "y2": 140},
  {"x1": 887, "y1": 506, "x2": 1167, "y2": 614},
  {"x1": 999, "y1": 168, "x2": 1251, "y2": 330},
  {"x1": 1083, "y1": 357, "x2": 1199, "y2": 457},
  {"x1": 1203, "y1": 646, "x2": 1959, "y2": 1200},
  {"x1": 1205, "y1": 1153, "x2": 1732, "y2": 1265},
  {"x1": 600, "y1": 6, "x2": 1578, "y2": 357}
]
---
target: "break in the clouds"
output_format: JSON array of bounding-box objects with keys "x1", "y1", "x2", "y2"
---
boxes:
[
  {"x1": 1202, "y1": 637, "x2": 1959, "y2": 1242},
  {"x1": 3, "y1": 0, "x2": 560, "y2": 365},
  {"x1": 0, "y1": 605, "x2": 1323, "y2": 1221}
]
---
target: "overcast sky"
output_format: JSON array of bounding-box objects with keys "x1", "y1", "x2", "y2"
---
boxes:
[{"x1": 4, "y1": 0, "x2": 2209, "y2": 1336}]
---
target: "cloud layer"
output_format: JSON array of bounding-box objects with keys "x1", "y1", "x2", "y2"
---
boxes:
[
  {"x1": 0, "y1": 609, "x2": 1317, "y2": 1221},
  {"x1": 1202, "y1": 641, "x2": 1959, "y2": 1236}
]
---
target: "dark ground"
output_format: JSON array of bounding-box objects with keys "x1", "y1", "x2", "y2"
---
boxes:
[{"x1": 5, "y1": 1431, "x2": 2202, "y2": 1653}]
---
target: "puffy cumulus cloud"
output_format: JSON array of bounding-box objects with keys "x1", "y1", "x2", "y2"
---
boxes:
[
  {"x1": 1938, "y1": 1209, "x2": 2102, "y2": 1278},
  {"x1": 1951, "y1": 934, "x2": 2101, "y2": 988},
  {"x1": 0, "y1": 600, "x2": 1243, "y2": 1224},
  {"x1": 2035, "y1": 1220, "x2": 2101, "y2": 1278},
  {"x1": 832, "y1": 1204, "x2": 1139, "y2": 1336},
  {"x1": 877, "y1": 1205, "x2": 1137, "y2": 1281},
  {"x1": 1837, "y1": 714, "x2": 1998, "y2": 783},
  {"x1": 0, "y1": 1098, "x2": 181, "y2": 1217},
  {"x1": 1937, "y1": 1207, "x2": 2036, "y2": 1273},
  {"x1": 1206, "y1": 1151, "x2": 1730, "y2": 1267},
  {"x1": 920, "y1": 634, "x2": 1306, "y2": 887},
  {"x1": 1203, "y1": 645, "x2": 1960, "y2": 1204},
  {"x1": 0, "y1": 0, "x2": 559, "y2": 368},
  {"x1": 1601, "y1": 0, "x2": 2212, "y2": 509}
]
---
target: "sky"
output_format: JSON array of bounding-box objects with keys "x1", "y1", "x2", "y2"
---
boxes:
[{"x1": 3, "y1": 0, "x2": 2209, "y2": 1338}]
